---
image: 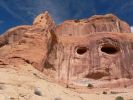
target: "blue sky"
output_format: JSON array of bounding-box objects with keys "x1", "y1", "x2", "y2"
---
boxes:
[{"x1": 0, "y1": 0, "x2": 133, "y2": 34}]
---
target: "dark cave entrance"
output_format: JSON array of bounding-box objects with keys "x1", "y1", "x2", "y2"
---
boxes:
[
  {"x1": 76, "y1": 47, "x2": 87, "y2": 55},
  {"x1": 101, "y1": 44, "x2": 120, "y2": 54}
]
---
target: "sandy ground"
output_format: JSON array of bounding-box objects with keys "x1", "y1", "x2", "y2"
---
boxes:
[{"x1": 0, "y1": 64, "x2": 133, "y2": 100}]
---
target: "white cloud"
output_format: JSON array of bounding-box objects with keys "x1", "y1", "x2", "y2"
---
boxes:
[{"x1": 131, "y1": 26, "x2": 133, "y2": 32}]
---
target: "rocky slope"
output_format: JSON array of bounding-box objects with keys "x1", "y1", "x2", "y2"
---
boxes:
[{"x1": 0, "y1": 64, "x2": 133, "y2": 100}]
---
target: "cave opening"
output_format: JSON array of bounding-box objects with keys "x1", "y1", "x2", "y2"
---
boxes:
[
  {"x1": 76, "y1": 47, "x2": 87, "y2": 55},
  {"x1": 101, "y1": 44, "x2": 119, "y2": 54}
]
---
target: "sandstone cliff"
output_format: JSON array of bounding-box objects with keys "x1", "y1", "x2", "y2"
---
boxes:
[{"x1": 0, "y1": 11, "x2": 133, "y2": 93}]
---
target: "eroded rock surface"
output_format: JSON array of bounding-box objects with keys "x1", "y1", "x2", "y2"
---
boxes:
[
  {"x1": 55, "y1": 14, "x2": 131, "y2": 36},
  {"x1": 1, "y1": 64, "x2": 133, "y2": 100},
  {"x1": 0, "y1": 12, "x2": 133, "y2": 89},
  {"x1": 0, "y1": 12, "x2": 55, "y2": 71}
]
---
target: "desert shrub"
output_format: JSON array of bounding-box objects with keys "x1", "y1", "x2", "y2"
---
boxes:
[
  {"x1": 103, "y1": 91, "x2": 107, "y2": 94},
  {"x1": 87, "y1": 83, "x2": 94, "y2": 88},
  {"x1": 115, "y1": 96, "x2": 124, "y2": 100}
]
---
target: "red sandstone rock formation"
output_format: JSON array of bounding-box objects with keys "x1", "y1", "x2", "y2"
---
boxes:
[
  {"x1": 0, "y1": 12, "x2": 133, "y2": 87},
  {"x1": 55, "y1": 14, "x2": 131, "y2": 37},
  {"x1": 0, "y1": 12, "x2": 55, "y2": 71}
]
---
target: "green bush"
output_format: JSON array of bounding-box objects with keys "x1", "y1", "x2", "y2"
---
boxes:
[{"x1": 115, "y1": 96, "x2": 124, "y2": 100}]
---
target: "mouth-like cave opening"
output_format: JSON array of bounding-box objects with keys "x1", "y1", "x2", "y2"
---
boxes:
[
  {"x1": 76, "y1": 47, "x2": 87, "y2": 55},
  {"x1": 101, "y1": 44, "x2": 120, "y2": 54}
]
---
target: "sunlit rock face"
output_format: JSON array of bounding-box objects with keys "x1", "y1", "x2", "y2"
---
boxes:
[
  {"x1": 53, "y1": 14, "x2": 133, "y2": 83},
  {"x1": 0, "y1": 12, "x2": 55, "y2": 71},
  {"x1": 0, "y1": 12, "x2": 133, "y2": 87}
]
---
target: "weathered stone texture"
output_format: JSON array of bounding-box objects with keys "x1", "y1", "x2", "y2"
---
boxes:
[
  {"x1": 55, "y1": 33, "x2": 133, "y2": 83},
  {"x1": 55, "y1": 14, "x2": 131, "y2": 37},
  {"x1": 0, "y1": 12, "x2": 133, "y2": 87},
  {"x1": 0, "y1": 12, "x2": 55, "y2": 71}
]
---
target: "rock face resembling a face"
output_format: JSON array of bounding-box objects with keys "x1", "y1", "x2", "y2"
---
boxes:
[
  {"x1": 52, "y1": 14, "x2": 133, "y2": 84},
  {"x1": 54, "y1": 33, "x2": 133, "y2": 82},
  {"x1": 0, "y1": 12, "x2": 133, "y2": 87}
]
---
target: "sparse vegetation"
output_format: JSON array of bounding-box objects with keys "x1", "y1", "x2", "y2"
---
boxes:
[
  {"x1": 103, "y1": 91, "x2": 107, "y2": 94},
  {"x1": 115, "y1": 96, "x2": 124, "y2": 100},
  {"x1": 87, "y1": 83, "x2": 94, "y2": 88}
]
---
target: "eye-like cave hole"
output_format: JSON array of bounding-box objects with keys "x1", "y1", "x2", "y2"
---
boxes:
[
  {"x1": 101, "y1": 45, "x2": 120, "y2": 54},
  {"x1": 76, "y1": 47, "x2": 87, "y2": 55}
]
